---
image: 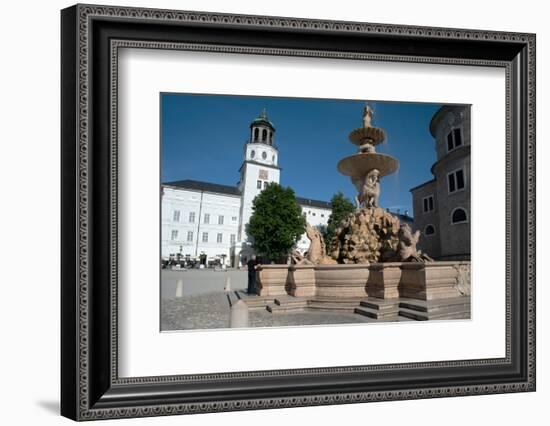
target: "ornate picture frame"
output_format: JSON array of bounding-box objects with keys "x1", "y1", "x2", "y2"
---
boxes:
[{"x1": 61, "y1": 4, "x2": 535, "y2": 421}]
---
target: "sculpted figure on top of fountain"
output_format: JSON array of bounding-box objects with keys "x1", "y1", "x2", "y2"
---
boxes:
[
  {"x1": 353, "y1": 169, "x2": 380, "y2": 209},
  {"x1": 362, "y1": 104, "x2": 374, "y2": 128}
]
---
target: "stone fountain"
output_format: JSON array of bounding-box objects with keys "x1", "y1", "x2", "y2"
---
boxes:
[
  {"x1": 329, "y1": 104, "x2": 431, "y2": 264},
  {"x1": 252, "y1": 104, "x2": 470, "y2": 321}
]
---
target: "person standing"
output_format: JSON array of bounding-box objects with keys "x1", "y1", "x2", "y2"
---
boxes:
[{"x1": 246, "y1": 255, "x2": 258, "y2": 295}]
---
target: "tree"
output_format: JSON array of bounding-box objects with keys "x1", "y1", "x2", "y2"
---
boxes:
[
  {"x1": 247, "y1": 183, "x2": 306, "y2": 263},
  {"x1": 323, "y1": 191, "x2": 355, "y2": 252}
]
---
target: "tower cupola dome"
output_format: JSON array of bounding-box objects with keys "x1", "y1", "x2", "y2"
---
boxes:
[{"x1": 249, "y1": 109, "x2": 276, "y2": 146}]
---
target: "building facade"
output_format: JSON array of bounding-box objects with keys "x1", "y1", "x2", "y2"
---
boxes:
[
  {"x1": 161, "y1": 110, "x2": 332, "y2": 267},
  {"x1": 410, "y1": 105, "x2": 471, "y2": 260}
]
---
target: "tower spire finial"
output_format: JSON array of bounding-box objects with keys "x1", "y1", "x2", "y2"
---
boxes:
[{"x1": 260, "y1": 108, "x2": 268, "y2": 119}]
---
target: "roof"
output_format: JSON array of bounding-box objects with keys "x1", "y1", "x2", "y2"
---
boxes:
[
  {"x1": 429, "y1": 105, "x2": 470, "y2": 137},
  {"x1": 163, "y1": 179, "x2": 241, "y2": 196},
  {"x1": 163, "y1": 179, "x2": 331, "y2": 208},
  {"x1": 238, "y1": 160, "x2": 281, "y2": 172},
  {"x1": 394, "y1": 213, "x2": 414, "y2": 223},
  {"x1": 250, "y1": 109, "x2": 275, "y2": 131},
  {"x1": 296, "y1": 197, "x2": 332, "y2": 209},
  {"x1": 409, "y1": 179, "x2": 436, "y2": 193}
]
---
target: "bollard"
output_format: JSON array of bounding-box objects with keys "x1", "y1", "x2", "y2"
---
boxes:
[
  {"x1": 229, "y1": 300, "x2": 249, "y2": 328},
  {"x1": 224, "y1": 274, "x2": 231, "y2": 292},
  {"x1": 175, "y1": 278, "x2": 184, "y2": 298}
]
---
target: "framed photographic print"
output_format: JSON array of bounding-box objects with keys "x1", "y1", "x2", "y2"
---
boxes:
[{"x1": 61, "y1": 4, "x2": 536, "y2": 421}]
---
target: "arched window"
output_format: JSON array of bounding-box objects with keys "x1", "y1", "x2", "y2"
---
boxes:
[
  {"x1": 451, "y1": 207, "x2": 468, "y2": 224},
  {"x1": 424, "y1": 224, "x2": 435, "y2": 236},
  {"x1": 269, "y1": 131, "x2": 273, "y2": 144},
  {"x1": 262, "y1": 151, "x2": 267, "y2": 160},
  {"x1": 253, "y1": 128, "x2": 259, "y2": 142},
  {"x1": 262, "y1": 129, "x2": 267, "y2": 142}
]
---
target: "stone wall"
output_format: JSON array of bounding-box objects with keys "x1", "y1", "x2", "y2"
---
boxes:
[{"x1": 256, "y1": 261, "x2": 470, "y2": 301}]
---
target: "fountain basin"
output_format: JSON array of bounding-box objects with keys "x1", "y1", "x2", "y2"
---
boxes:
[
  {"x1": 314, "y1": 264, "x2": 369, "y2": 298},
  {"x1": 348, "y1": 127, "x2": 386, "y2": 145},
  {"x1": 400, "y1": 261, "x2": 471, "y2": 300},
  {"x1": 367, "y1": 262, "x2": 402, "y2": 299},
  {"x1": 288, "y1": 264, "x2": 316, "y2": 297},
  {"x1": 337, "y1": 152, "x2": 399, "y2": 177},
  {"x1": 256, "y1": 265, "x2": 289, "y2": 296}
]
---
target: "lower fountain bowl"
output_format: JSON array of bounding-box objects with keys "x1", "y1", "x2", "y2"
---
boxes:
[{"x1": 337, "y1": 152, "x2": 399, "y2": 177}]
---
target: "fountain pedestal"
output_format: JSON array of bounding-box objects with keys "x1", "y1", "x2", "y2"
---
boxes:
[
  {"x1": 400, "y1": 261, "x2": 471, "y2": 300},
  {"x1": 287, "y1": 265, "x2": 316, "y2": 297},
  {"x1": 367, "y1": 263, "x2": 402, "y2": 299},
  {"x1": 256, "y1": 265, "x2": 289, "y2": 297}
]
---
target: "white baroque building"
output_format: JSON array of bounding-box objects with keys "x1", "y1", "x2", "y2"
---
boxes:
[{"x1": 161, "y1": 110, "x2": 332, "y2": 267}]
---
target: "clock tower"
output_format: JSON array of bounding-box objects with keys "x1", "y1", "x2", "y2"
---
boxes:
[{"x1": 237, "y1": 109, "x2": 281, "y2": 243}]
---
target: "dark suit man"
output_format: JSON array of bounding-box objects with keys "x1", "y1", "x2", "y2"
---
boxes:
[{"x1": 246, "y1": 255, "x2": 258, "y2": 295}]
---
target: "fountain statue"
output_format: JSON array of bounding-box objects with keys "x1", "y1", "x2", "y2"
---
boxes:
[{"x1": 292, "y1": 223, "x2": 337, "y2": 265}]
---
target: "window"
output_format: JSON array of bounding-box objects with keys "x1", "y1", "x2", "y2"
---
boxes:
[
  {"x1": 321, "y1": 214, "x2": 325, "y2": 218},
  {"x1": 187, "y1": 231, "x2": 193, "y2": 242},
  {"x1": 202, "y1": 232, "x2": 208, "y2": 242},
  {"x1": 312, "y1": 212, "x2": 316, "y2": 216},
  {"x1": 217, "y1": 233, "x2": 223, "y2": 243},
  {"x1": 204, "y1": 213, "x2": 210, "y2": 224},
  {"x1": 446, "y1": 128, "x2": 463, "y2": 151},
  {"x1": 451, "y1": 208, "x2": 468, "y2": 224},
  {"x1": 263, "y1": 181, "x2": 268, "y2": 189},
  {"x1": 250, "y1": 150, "x2": 255, "y2": 158},
  {"x1": 424, "y1": 224, "x2": 436, "y2": 236},
  {"x1": 232, "y1": 216, "x2": 237, "y2": 222},
  {"x1": 170, "y1": 230, "x2": 178, "y2": 241},
  {"x1": 253, "y1": 128, "x2": 259, "y2": 141},
  {"x1": 189, "y1": 212, "x2": 195, "y2": 223},
  {"x1": 448, "y1": 169, "x2": 465, "y2": 193},
  {"x1": 262, "y1": 151, "x2": 267, "y2": 160},
  {"x1": 230, "y1": 234, "x2": 236, "y2": 244},
  {"x1": 422, "y1": 195, "x2": 434, "y2": 213},
  {"x1": 257, "y1": 180, "x2": 262, "y2": 189},
  {"x1": 172, "y1": 210, "x2": 180, "y2": 222},
  {"x1": 218, "y1": 215, "x2": 224, "y2": 225},
  {"x1": 262, "y1": 129, "x2": 267, "y2": 142}
]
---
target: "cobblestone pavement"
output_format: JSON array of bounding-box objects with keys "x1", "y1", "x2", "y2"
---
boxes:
[
  {"x1": 161, "y1": 291, "x2": 373, "y2": 331},
  {"x1": 161, "y1": 269, "x2": 378, "y2": 331}
]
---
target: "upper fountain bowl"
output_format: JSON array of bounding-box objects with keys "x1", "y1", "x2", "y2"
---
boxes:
[
  {"x1": 337, "y1": 152, "x2": 399, "y2": 178},
  {"x1": 348, "y1": 127, "x2": 386, "y2": 146}
]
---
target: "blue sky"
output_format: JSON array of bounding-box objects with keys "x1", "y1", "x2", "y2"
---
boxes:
[{"x1": 161, "y1": 94, "x2": 442, "y2": 216}]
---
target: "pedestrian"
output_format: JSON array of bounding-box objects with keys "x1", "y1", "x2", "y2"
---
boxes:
[{"x1": 247, "y1": 255, "x2": 258, "y2": 295}]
